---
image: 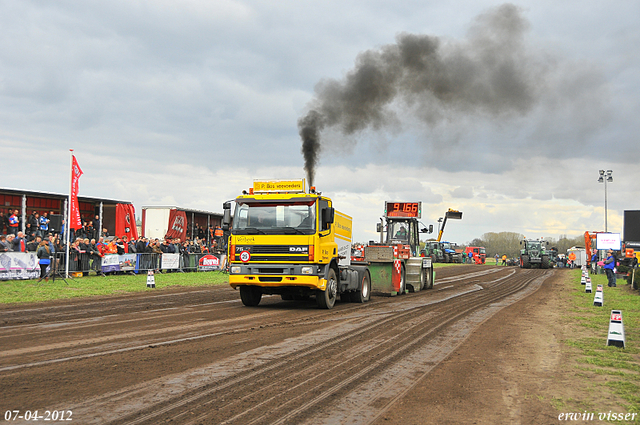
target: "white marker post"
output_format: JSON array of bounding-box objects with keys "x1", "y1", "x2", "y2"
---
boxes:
[
  {"x1": 147, "y1": 270, "x2": 156, "y2": 288},
  {"x1": 581, "y1": 275, "x2": 587, "y2": 285},
  {"x1": 607, "y1": 310, "x2": 625, "y2": 348},
  {"x1": 593, "y1": 284, "x2": 604, "y2": 307},
  {"x1": 585, "y1": 277, "x2": 592, "y2": 293}
]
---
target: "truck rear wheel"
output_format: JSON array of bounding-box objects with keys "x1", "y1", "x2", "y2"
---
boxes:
[
  {"x1": 351, "y1": 271, "x2": 371, "y2": 303},
  {"x1": 240, "y1": 286, "x2": 262, "y2": 306},
  {"x1": 317, "y1": 268, "x2": 337, "y2": 309}
]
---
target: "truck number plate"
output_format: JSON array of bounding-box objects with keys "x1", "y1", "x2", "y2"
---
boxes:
[{"x1": 422, "y1": 258, "x2": 432, "y2": 268}]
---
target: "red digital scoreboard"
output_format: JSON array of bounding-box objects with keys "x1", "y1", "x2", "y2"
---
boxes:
[{"x1": 385, "y1": 202, "x2": 422, "y2": 218}]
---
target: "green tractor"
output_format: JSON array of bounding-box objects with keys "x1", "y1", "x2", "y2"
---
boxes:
[{"x1": 519, "y1": 239, "x2": 551, "y2": 269}]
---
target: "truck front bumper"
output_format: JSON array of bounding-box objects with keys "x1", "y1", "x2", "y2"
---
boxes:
[{"x1": 228, "y1": 263, "x2": 329, "y2": 290}]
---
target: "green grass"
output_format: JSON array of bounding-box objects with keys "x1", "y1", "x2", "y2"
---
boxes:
[
  {"x1": 0, "y1": 272, "x2": 229, "y2": 304},
  {"x1": 559, "y1": 269, "x2": 640, "y2": 420}
]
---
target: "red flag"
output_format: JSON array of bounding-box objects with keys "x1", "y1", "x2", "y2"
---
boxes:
[
  {"x1": 165, "y1": 209, "x2": 187, "y2": 241},
  {"x1": 70, "y1": 155, "x2": 83, "y2": 230},
  {"x1": 116, "y1": 203, "x2": 139, "y2": 240}
]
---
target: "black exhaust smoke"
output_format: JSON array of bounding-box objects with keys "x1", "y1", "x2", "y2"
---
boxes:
[{"x1": 299, "y1": 4, "x2": 542, "y2": 185}]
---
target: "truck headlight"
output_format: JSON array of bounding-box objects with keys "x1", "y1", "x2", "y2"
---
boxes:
[
  {"x1": 230, "y1": 266, "x2": 241, "y2": 274},
  {"x1": 301, "y1": 266, "x2": 313, "y2": 275}
]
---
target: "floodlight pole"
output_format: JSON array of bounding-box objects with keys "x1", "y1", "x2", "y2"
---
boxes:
[{"x1": 598, "y1": 170, "x2": 613, "y2": 233}]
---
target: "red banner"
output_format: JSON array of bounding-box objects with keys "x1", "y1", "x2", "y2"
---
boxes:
[
  {"x1": 116, "y1": 203, "x2": 139, "y2": 240},
  {"x1": 165, "y1": 209, "x2": 187, "y2": 241},
  {"x1": 70, "y1": 155, "x2": 83, "y2": 230}
]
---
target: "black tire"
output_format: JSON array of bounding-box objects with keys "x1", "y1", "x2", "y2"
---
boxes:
[
  {"x1": 352, "y1": 271, "x2": 371, "y2": 303},
  {"x1": 521, "y1": 255, "x2": 530, "y2": 269},
  {"x1": 423, "y1": 267, "x2": 433, "y2": 289},
  {"x1": 541, "y1": 255, "x2": 550, "y2": 269},
  {"x1": 419, "y1": 265, "x2": 426, "y2": 290},
  {"x1": 398, "y1": 265, "x2": 406, "y2": 295},
  {"x1": 316, "y1": 268, "x2": 337, "y2": 309},
  {"x1": 240, "y1": 286, "x2": 262, "y2": 306},
  {"x1": 443, "y1": 254, "x2": 450, "y2": 263}
]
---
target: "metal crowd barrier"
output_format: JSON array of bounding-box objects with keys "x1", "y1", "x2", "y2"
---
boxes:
[{"x1": 0, "y1": 251, "x2": 227, "y2": 280}]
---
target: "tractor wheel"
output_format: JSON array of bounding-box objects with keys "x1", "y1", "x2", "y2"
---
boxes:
[
  {"x1": 240, "y1": 286, "x2": 262, "y2": 306},
  {"x1": 398, "y1": 265, "x2": 406, "y2": 295},
  {"x1": 351, "y1": 271, "x2": 371, "y2": 303},
  {"x1": 316, "y1": 268, "x2": 337, "y2": 309},
  {"x1": 444, "y1": 254, "x2": 450, "y2": 263},
  {"x1": 521, "y1": 255, "x2": 531, "y2": 269},
  {"x1": 423, "y1": 267, "x2": 433, "y2": 289},
  {"x1": 431, "y1": 254, "x2": 436, "y2": 264},
  {"x1": 541, "y1": 255, "x2": 550, "y2": 269}
]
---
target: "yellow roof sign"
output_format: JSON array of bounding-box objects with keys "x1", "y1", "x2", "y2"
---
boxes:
[{"x1": 253, "y1": 179, "x2": 306, "y2": 193}]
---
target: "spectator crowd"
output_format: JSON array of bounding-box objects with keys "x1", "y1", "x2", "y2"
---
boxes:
[{"x1": 1, "y1": 209, "x2": 226, "y2": 276}]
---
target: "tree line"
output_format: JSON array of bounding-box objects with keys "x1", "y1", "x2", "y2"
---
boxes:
[{"x1": 465, "y1": 232, "x2": 585, "y2": 258}]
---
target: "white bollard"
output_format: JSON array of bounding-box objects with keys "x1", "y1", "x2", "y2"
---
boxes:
[
  {"x1": 593, "y1": 284, "x2": 603, "y2": 307},
  {"x1": 585, "y1": 278, "x2": 592, "y2": 293},
  {"x1": 607, "y1": 310, "x2": 625, "y2": 348},
  {"x1": 147, "y1": 270, "x2": 156, "y2": 288},
  {"x1": 581, "y1": 275, "x2": 586, "y2": 285}
]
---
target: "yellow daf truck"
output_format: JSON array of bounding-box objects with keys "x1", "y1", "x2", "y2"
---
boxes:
[{"x1": 222, "y1": 179, "x2": 371, "y2": 309}]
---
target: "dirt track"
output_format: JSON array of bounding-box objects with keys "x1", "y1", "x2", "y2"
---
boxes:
[{"x1": 0, "y1": 265, "x2": 563, "y2": 424}]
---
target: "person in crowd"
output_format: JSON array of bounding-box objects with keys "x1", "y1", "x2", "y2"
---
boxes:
[
  {"x1": 27, "y1": 235, "x2": 42, "y2": 252},
  {"x1": 27, "y1": 211, "x2": 38, "y2": 239},
  {"x1": 38, "y1": 212, "x2": 50, "y2": 238},
  {"x1": 8, "y1": 210, "x2": 20, "y2": 236},
  {"x1": 590, "y1": 249, "x2": 598, "y2": 275},
  {"x1": 0, "y1": 235, "x2": 10, "y2": 252},
  {"x1": 0, "y1": 211, "x2": 6, "y2": 235},
  {"x1": 501, "y1": 254, "x2": 507, "y2": 266},
  {"x1": 149, "y1": 239, "x2": 163, "y2": 272},
  {"x1": 13, "y1": 231, "x2": 27, "y2": 252},
  {"x1": 87, "y1": 238, "x2": 103, "y2": 275},
  {"x1": 68, "y1": 239, "x2": 82, "y2": 272},
  {"x1": 136, "y1": 237, "x2": 146, "y2": 254},
  {"x1": 93, "y1": 215, "x2": 101, "y2": 240},
  {"x1": 604, "y1": 249, "x2": 617, "y2": 287},
  {"x1": 36, "y1": 239, "x2": 52, "y2": 282},
  {"x1": 47, "y1": 234, "x2": 58, "y2": 274},
  {"x1": 104, "y1": 238, "x2": 118, "y2": 255},
  {"x1": 85, "y1": 221, "x2": 94, "y2": 241},
  {"x1": 5, "y1": 234, "x2": 15, "y2": 251},
  {"x1": 102, "y1": 228, "x2": 109, "y2": 238},
  {"x1": 114, "y1": 237, "x2": 126, "y2": 255},
  {"x1": 95, "y1": 237, "x2": 104, "y2": 255}
]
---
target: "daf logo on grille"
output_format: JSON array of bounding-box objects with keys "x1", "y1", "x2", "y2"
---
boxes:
[{"x1": 290, "y1": 246, "x2": 308, "y2": 253}]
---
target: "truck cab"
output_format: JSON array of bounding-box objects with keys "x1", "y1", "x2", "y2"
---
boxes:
[{"x1": 224, "y1": 180, "x2": 370, "y2": 309}]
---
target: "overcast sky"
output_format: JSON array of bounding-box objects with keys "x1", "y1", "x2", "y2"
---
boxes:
[{"x1": 2, "y1": 0, "x2": 639, "y2": 244}]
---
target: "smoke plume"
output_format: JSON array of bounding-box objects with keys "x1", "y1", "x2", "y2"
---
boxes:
[{"x1": 299, "y1": 4, "x2": 545, "y2": 186}]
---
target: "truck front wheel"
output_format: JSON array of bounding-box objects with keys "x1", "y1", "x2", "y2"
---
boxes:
[
  {"x1": 317, "y1": 268, "x2": 337, "y2": 309},
  {"x1": 240, "y1": 286, "x2": 262, "y2": 306}
]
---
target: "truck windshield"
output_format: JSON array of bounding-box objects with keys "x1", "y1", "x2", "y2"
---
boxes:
[
  {"x1": 233, "y1": 201, "x2": 316, "y2": 235},
  {"x1": 480, "y1": 248, "x2": 486, "y2": 254}
]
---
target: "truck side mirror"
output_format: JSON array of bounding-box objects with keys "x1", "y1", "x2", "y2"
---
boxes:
[
  {"x1": 520, "y1": 241, "x2": 523, "y2": 245},
  {"x1": 222, "y1": 202, "x2": 231, "y2": 230},
  {"x1": 376, "y1": 223, "x2": 382, "y2": 233},
  {"x1": 322, "y1": 207, "x2": 335, "y2": 230},
  {"x1": 429, "y1": 224, "x2": 433, "y2": 233}
]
